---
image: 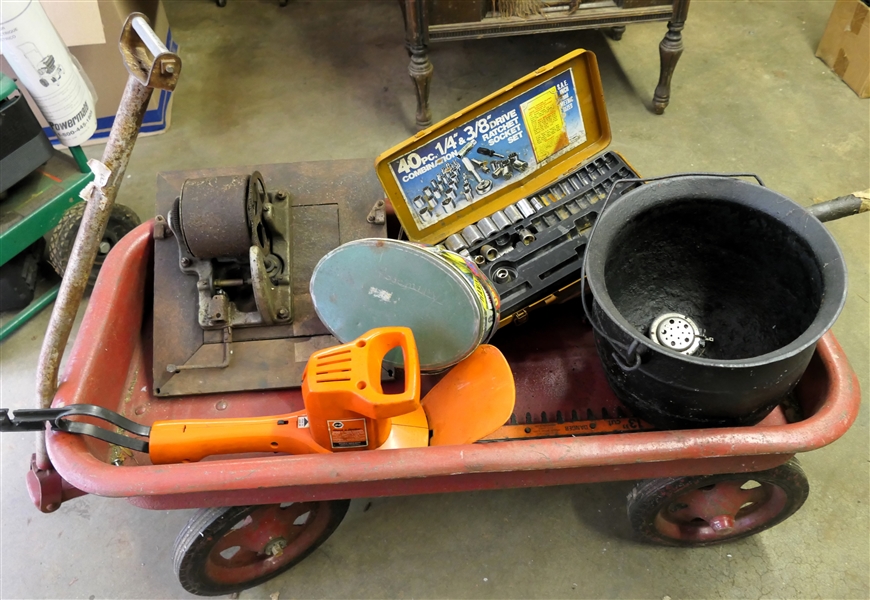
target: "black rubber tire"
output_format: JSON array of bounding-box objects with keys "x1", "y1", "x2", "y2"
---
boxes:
[
  {"x1": 627, "y1": 457, "x2": 809, "y2": 547},
  {"x1": 47, "y1": 202, "x2": 141, "y2": 288},
  {"x1": 173, "y1": 500, "x2": 350, "y2": 596}
]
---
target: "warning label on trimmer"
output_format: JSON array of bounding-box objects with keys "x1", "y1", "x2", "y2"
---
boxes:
[{"x1": 327, "y1": 419, "x2": 369, "y2": 449}]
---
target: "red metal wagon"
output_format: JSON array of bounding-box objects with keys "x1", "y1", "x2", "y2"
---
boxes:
[{"x1": 24, "y1": 214, "x2": 860, "y2": 596}]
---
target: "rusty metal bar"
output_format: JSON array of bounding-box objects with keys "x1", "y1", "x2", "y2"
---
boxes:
[
  {"x1": 33, "y1": 78, "x2": 151, "y2": 468},
  {"x1": 33, "y1": 13, "x2": 180, "y2": 470}
]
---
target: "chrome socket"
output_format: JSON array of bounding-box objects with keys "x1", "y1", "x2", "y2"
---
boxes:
[
  {"x1": 481, "y1": 244, "x2": 499, "y2": 261},
  {"x1": 493, "y1": 267, "x2": 511, "y2": 283},
  {"x1": 530, "y1": 197, "x2": 544, "y2": 212},
  {"x1": 503, "y1": 205, "x2": 523, "y2": 223},
  {"x1": 444, "y1": 233, "x2": 467, "y2": 253},
  {"x1": 461, "y1": 224, "x2": 484, "y2": 246},
  {"x1": 473, "y1": 254, "x2": 486, "y2": 265},
  {"x1": 495, "y1": 165, "x2": 512, "y2": 180},
  {"x1": 509, "y1": 155, "x2": 528, "y2": 171},
  {"x1": 471, "y1": 158, "x2": 489, "y2": 173},
  {"x1": 477, "y1": 217, "x2": 499, "y2": 238},
  {"x1": 459, "y1": 140, "x2": 476, "y2": 157},
  {"x1": 519, "y1": 228, "x2": 535, "y2": 245},
  {"x1": 491, "y1": 210, "x2": 511, "y2": 230},
  {"x1": 516, "y1": 198, "x2": 536, "y2": 218}
]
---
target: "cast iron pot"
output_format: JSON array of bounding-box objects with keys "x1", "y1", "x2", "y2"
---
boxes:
[{"x1": 584, "y1": 175, "x2": 847, "y2": 429}]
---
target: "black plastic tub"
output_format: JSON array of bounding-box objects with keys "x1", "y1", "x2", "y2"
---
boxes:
[{"x1": 584, "y1": 176, "x2": 847, "y2": 429}]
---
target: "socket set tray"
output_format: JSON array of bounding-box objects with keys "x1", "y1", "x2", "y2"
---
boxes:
[
  {"x1": 447, "y1": 151, "x2": 638, "y2": 319},
  {"x1": 377, "y1": 49, "x2": 634, "y2": 325}
]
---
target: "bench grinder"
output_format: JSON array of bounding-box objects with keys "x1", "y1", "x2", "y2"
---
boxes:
[{"x1": 151, "y1": 161, "x2": 386, "y2": 397}]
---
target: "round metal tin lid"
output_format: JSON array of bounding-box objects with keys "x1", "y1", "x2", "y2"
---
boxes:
[{"x1": 310, "y1": 239, "x2": 486, "y2": 372}]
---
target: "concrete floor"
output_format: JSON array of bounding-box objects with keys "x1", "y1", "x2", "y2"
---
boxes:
[{"x1": 1, "y1": 0, "x2": 868, "y2": 598}]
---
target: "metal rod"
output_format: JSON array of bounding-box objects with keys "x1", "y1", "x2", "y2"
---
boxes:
[
  {"x1": 34, "y1": 77, "x2": 154, "y2": 469},
  {"x1": 69, "y1": 146, "x2": 90, "y2": 173}
]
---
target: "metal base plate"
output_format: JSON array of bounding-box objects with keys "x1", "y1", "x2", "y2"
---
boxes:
[{"x1": 152, "y1": 160, "x2": 386, "y2": 397}]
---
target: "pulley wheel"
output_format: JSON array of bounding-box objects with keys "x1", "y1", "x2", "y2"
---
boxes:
[
  {"x1": 247, "y1": 171, "x2": 270, "y2": 254},
  {"x1": 178, "y1": 175, "x2": 252, "y2": 259}
]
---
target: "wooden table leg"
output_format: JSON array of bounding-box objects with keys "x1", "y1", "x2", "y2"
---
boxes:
[
  {"x1": 607, "y1": 26, "x2": 626, "y2": 41},
  {"x1": 653, "y1": 0, "x2": 690, "y2": 115},
  {"x1": 403, "y1": 0, "x2": 434, "y2": 129}
]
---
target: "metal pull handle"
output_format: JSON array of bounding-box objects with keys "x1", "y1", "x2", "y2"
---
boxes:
[
  {"x1": 660, "y1": 172, "x2": 765, "y2": 187},
  {"x1": 1, "y1": 405, "x2": 151, "y2": 453},
  {"x1": 131, "y1": 15, "x2": 169, "y2": 57},
  {"x1": 603, "y1": 172, "x2": 765, "y2": 192},
  {"x1": 34, "y1": 12, "x2": 182, "y2": 475},
  {"x1": 119, "y1": 12, "x2": 181, "y2": 90}
]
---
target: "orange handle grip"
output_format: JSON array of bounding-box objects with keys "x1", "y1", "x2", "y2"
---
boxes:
[
  {"x1": 303, "y1": 327, "x2": 421, "y2": 419},
  {"x1": 302, "y1": 327, "x2": 421, "y2": 451},
  {"x1": 148, "y1": 411, "x2": 327, "y2": 464}
]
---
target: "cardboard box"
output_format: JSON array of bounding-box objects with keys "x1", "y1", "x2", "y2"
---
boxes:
[
  {"x1": 0, "y1": 0, "x2": 178, "y2": 145},
  {"x1": 816, "y1": 0, "x2": 870, "y2": 99}
]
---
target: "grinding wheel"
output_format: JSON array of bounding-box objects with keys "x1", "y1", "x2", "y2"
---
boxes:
[{"x1": 178, "y1": 174, "x2": 252, "y2": 259}]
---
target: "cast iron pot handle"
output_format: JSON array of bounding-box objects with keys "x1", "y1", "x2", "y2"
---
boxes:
[{"x1": 579, "y1": 172, "x2": 765, "y2": 372}]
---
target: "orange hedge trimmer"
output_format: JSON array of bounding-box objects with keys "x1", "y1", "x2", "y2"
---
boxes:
[{"x1": 1, "y1": 328, "x2": 516, "y2": 463}]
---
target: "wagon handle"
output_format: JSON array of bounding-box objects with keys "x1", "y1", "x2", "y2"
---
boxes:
[
  {"x1": 33, "y1": 14, "x2": 181, "y2": 473},
  {"x1": 2, "y1": 405, "x2": 151, "y2": 452}
]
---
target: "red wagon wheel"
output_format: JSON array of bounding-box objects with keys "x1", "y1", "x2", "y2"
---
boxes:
[
  {"x1": 627, "y1": 457, "x2": 809, "y2": 546},
  {"x1": 173, "y1": 500, "x2": 350, "y2": 596}
]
